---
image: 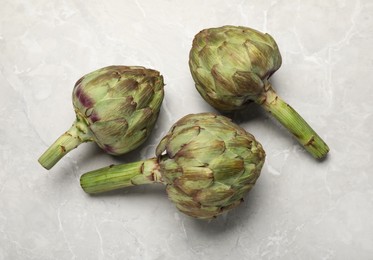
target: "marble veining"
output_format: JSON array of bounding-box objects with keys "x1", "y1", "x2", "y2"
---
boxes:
[{"x1": 1, "y1": 0, "x2": 373, "y2": 259}]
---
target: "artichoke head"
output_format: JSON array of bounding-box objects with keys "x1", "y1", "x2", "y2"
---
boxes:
[
  {"x1": 73, "y1": 65, "x2": 164, "y2": 155},
  {"x1": 189, "y1": 26, "x2": 329, "y2": 159},
  {"x1": 189, "y1": 25, "x2": 282, "y2": 111},
  {"x1": 156, "y1": 113, "x2": 265, "y2": 219},
  {"x1": 38, "y1": 65, "x2": 164, "y2": 170}
]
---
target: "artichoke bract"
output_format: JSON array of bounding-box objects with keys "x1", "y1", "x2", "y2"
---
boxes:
[
  {"x1": 38, "y1": 66, "x2": 164, "y2": 170},
  {"x1": 80, "y1": 113, "x2": 265, "y2": 219},
  {"x1": 189, "y1": 25, "x2": 329, "y2": 159}
]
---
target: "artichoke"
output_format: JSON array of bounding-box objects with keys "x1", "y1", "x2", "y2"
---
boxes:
[
  {"x1": 80, "y1": 113, "x2": 265, "y2": 219},
  {"x1": 189, "y1": 25, "x2": 329, "y2": 159},
  {"x1": 38, "y1": 65, "x2": 164, "y2": 170}
]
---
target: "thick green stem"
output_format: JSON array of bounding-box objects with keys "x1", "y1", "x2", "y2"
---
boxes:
[
  {"x1": 258, "y1": 84, "x2": 329, "y2": 159},
  {"x1": 38, "y1": 118, "x2": 92, "y2": 170},
  {"x1": 80, "y1": 158, "x2": 162, "y2": 194}
]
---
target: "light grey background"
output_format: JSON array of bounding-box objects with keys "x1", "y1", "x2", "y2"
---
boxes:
[{"x1": 1, "y1": 0, "x2": 372, "y2": 259}]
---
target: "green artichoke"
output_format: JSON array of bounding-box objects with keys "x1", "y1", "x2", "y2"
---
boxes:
[
  {"x1": 80, "y1": 113, "x2": 265, "y2": 219},
  {"x1": 38, "y1": 66, "x2": 164, "y2": 170},
  {"x1": 189, "y1": 25, "x2": 329, "y2": 159}
]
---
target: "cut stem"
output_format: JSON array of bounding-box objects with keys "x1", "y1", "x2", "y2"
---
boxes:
[
  {"x1": 38, "y1": 119, "x2": 92, "y2": 170},
  {"x1": 80, "y1": 158, "x2": 162, "y2": 194},
  {"x1": 258, "y1": 84, "x2": 329, "y2": 159}
]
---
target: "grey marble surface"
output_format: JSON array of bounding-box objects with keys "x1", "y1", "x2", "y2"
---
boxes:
[{"x1": 1, "y1": 0, "x2": 372, "y2": 259}]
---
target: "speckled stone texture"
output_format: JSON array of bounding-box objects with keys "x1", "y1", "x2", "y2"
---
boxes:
[{"x1": 0, "y1": 0, "x2": 372, "y2": 259}]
